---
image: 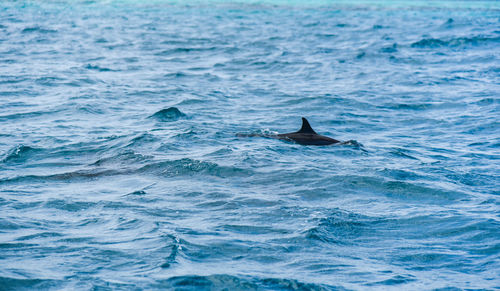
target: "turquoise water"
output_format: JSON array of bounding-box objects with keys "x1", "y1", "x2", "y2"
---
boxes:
[{"x1": 1, "y1": 0, "x2": 499, "y2": 290}]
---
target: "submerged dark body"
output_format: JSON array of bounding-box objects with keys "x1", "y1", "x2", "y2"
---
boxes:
[{"x1": 277, "y1": 118, "x2": 340, "y2": 145}]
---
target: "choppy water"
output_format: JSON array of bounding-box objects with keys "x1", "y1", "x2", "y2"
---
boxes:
[{"x1": 1, "y1": 0, "x2": 499, "y2": 290}]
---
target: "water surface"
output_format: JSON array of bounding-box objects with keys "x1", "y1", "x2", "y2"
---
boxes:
[{"x1": 0, "y1": 0, "x2": 499, "y2": 289}]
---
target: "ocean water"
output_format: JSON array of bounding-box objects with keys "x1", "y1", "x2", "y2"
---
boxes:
[{"x1": 1, "y1": 0, "x2": 499, "y2": 290}]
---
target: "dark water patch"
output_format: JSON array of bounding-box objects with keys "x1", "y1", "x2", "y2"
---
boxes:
[
  {"x1": 315, "y1": 33, "x2": 337, "y2": 39},
  {"x1": 0, "y1": 197, "x2": 7, "y2": 207},
  {"x1": 123, "y1": 56, "x2": 139, "y2": 63},
  {"x1": 162, "y1": 275, "x2": 255, "y2": 290},
  {"x1": 21, "y1": 26, "x2": 57, "y2": 34},
  {"x1": 472, "y1": 98, "x2": 500, "y2": 106},
  {"x1": 94, "y1": 37, "x2": 108, "y2": 43},
  {"x1": 380, "y1": 43, "x2": 398, "y2": 53},
  {"x1": 10, "y1": 201, "x2": 44, "y2": 210},
  {"x1": 64, "y1": 77, "x2": 101, "y2": 87},
  {"x1": 379, "y1": 102, "x2": 433, "y2": 111},
  {"x1": 124, "y1": 183, "x2": 156, "y2": 197},
  {"x1": 469, "y1": 243, "x2": 500, "y2": 256},
  {"x1": 0, "y1": 89, "x2": 37, "y2": 97},
  {"x1": 0, "y1": 242, "x2": 38, "y2": 249},
  {"x1": 0, "y1": 218, "x2": 23, "y2": 230},
  {"x1": 0, "y1": 75, "x2": 28, "y2": 85},
  {"x1": 0, "y1": 277, "x2": 62, "y2": 290},
  {"x1": 55, "y1": 236, "x2": 93, "y2": 244},
  {"x1": 160, "y1": 274, "x2": 337, "y2": 290},
  {"x1": 84, "y1": 64, "x2": 115, "y2": 72},
  {"x1": 149, "y1": 107, "x2": 186, "y2": 121},
  {"x1": 219, "y1": 224, "x2": 290, "y2": 235},
  {"x1": 259, "y1": 277, "x2": 338, "y2": 291},
  {"x1": 155, "y1": 46, "x2": 218, "y2": 56},
  {"x1": 162, "y1": 71, "x2": 220, "y2": 81},
  {"x1": 411, "y1": 36, "x2": 500, "y2": 48}
]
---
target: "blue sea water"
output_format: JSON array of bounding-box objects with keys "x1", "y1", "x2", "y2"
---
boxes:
[{"x1": 1, "y1": 0, "x2": 499, "y2": 289}]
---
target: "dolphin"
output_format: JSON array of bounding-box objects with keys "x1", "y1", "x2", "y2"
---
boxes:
[
  {"x1": 238, "y1": 117, "x2": 341, "y2": 146},
  {"x1": 277, "y1": 117, "x2": 340, "y2": 145}
]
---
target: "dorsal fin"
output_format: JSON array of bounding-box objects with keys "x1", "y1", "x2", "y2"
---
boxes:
[{"x1": 297, "y1": 117, "x2": 317, "y2": 134}]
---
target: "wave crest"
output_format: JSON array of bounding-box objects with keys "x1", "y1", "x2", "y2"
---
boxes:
[{"x1": 149, "y1": 107, "x2": 186, "y2": 121}]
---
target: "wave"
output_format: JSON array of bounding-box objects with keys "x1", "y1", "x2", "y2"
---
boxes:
[
  {"x1": 0, "y1": 277, "x2": 61, "y2": 290},
  {"x1": 75, "y1": 104, "x2": 105, "y2": 115},
  {"x1": 149, "y1": 107, "x2": 186, "y2": 121},
  {"x1": 154, "y1": 46, "x2": 219, "y2": 56},
  {"x1": 21, "y1": 26, "x2": 57, "y2": 34},
  {"x1": 411, "y1": 36, "x2": 500, "y2": 48},
  {"x1": 91, "y1": 150, "x2": 151, "y2": 167},
  {"x1": 1, "y1": 157, "x2": 250, "y2": 184},
  {"x1": 137, "y1": 158, "x2": 251, "y2": 178},
  {"x1": 161, "y1": 274, "x2": 338, "y2": 290},
  {"x1": 1, "y1": 145, "x2": 42, "y2": 163},
  {"x1": 84, "y1": 64, "x2": 115, "y2": 72},
  {"x1": 308, "y1": 174, "x2": 467, "y2": 203},
  {"x1": 0, "y1": 110, "x2": 60, "y2": 122},
  {"x1": 1, "y1": 136, "x2": 133, "y2": 167},
  {"x1": 305, "y1": 209, "x2": 371, "y2": 245}
]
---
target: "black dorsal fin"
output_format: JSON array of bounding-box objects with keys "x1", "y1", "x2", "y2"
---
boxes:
[{"x1": 298, "y1": 117, "x2": 317, "y2": 134}]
